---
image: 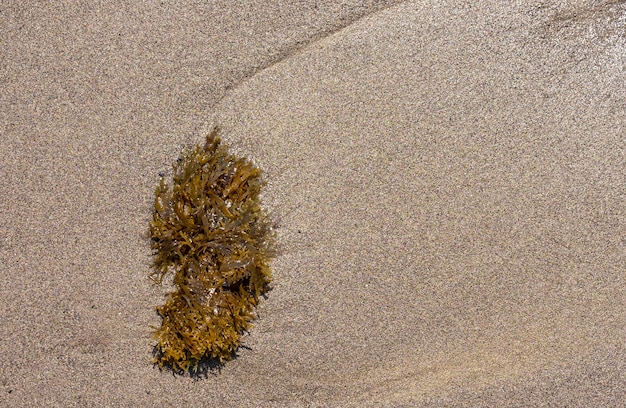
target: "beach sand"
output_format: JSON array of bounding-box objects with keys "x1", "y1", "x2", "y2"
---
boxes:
[{"x1": 1, "y1": 1, "x2": 625, "y2": 406}]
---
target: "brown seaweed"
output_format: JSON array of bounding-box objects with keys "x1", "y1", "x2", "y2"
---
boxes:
[{"x1": 149, "y1": 127, "x2": 274, "y2": 373}]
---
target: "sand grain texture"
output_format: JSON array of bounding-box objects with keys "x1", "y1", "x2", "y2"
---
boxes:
[{"x1": 1, "y1": 1, "x2": 625, "y2": 406}]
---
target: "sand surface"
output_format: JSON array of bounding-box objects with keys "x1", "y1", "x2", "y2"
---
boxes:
[{"x1": 1, "y1": 1, "x2": 625, "y2": 406}]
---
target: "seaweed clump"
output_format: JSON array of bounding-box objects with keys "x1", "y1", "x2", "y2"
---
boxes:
[{"x1": 149, "y1": 128, "x2": 274, "y2": 373}]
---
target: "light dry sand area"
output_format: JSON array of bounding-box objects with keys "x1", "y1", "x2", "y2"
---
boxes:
[{"x1": 1, "y1": 1, "x2": 625, "y2": 406}]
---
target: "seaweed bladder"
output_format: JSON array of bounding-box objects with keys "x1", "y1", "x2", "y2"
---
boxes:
[{"x1": 149, "y1": 127, "x2": 274, "y2": 373}]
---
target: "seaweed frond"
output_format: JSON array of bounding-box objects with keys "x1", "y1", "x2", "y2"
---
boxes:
[{"x1": 150, "y1": 127, "x2": 274, "y2": 373}]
